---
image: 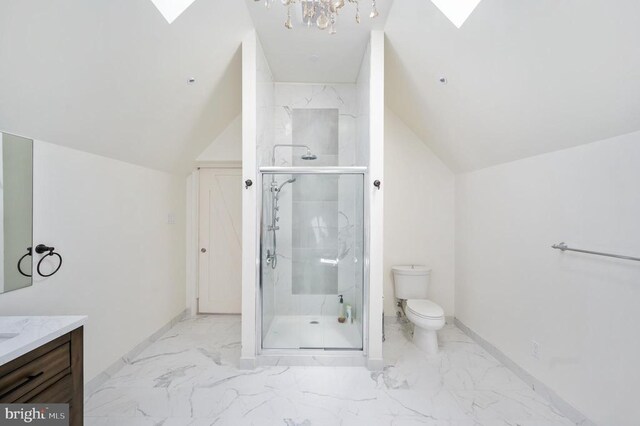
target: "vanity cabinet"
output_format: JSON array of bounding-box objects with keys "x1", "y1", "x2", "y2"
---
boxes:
[{"x1": 0, "y1": 327, "x2": 83, "y2": 426}]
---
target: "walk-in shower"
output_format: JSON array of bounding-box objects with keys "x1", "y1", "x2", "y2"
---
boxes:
[
  {"x1": 240, "y1": 32, "x2": 384, "y2": 367},
  {"x1": 260, "y1": 168, "x2": 365, "y2": 351}
]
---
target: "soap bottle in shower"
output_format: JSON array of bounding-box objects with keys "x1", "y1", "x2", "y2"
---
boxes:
[
  {"x1": 338, "y1": 295, "x2": 346, "y2": 323},
  {"x1": 346, "y1": 304, "x2": 353, "y2": 324}
]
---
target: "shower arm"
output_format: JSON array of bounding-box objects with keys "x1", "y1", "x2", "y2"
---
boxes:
[{"x1": 271, "y1": 144, "x2": 313, "y2": 166}]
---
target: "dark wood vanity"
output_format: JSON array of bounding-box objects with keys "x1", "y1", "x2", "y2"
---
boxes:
[{"x1": 0, "y1": 327, "x2": 83, "y2": 426}]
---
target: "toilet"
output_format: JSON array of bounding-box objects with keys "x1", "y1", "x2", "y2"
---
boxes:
[{"x1": 392, "y1": 265, "x2": 445, "y2": 354}]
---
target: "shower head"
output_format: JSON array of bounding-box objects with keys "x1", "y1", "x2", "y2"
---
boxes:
[
  {"x1": 271, "y1": 144, "x2": 317, "y2": 165},
  {"x1": 276, "y1": 177, "x2": 297, "y2": 193},
  {"x1": 301, "y1": 149, "x2": 317, "y2": 161}
]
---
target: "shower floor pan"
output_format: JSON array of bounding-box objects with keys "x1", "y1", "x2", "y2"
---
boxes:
[{"x1": 263, "y1": 315, "x2": 362, "y2": 350}]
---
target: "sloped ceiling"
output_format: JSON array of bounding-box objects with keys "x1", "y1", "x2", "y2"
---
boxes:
[
  {"x1": 0, "y1": 0, "x2": 252, "y2": 173},
  {"x1": 385, "y1": 0, "x2": 640, "y2": 172},
  {"x1": 1, "y1": 0, "x2": 639, "y2": 174}
]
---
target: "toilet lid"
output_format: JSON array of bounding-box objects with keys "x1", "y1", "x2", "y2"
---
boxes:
[
  {"x1": 392, "y1": 265, "x2": 431, "y2": 276},
  {"x1": 406, "y1": 299, "x2": 444, "y2": 319}
]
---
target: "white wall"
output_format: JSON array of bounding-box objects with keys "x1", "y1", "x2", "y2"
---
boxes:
[
  {"x1": 240, "y1": 31, "x2": 260, "y2": 366},
  {"x1": 383, "y1": 109, "x2": 455, "y2": 316},
  {"x1": 367, "y1": 31, "x2": 385, "y2": 368},
  {"x1": 0, "y1": 141, "x2": 186, "y2": 383},
  {"x1": 197, "y1": 115, "x2": 242, "y2": 162},
  {"x1": 455, "y1": 131, "x2": 640, "y2": 426}
]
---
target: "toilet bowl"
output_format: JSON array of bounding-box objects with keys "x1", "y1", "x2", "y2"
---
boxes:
[
  {"x1": 392, "y1": 266, "x2": 445, "y2": 354},
  {"x1": 404, "y1": 299, "x2": 445, "y2": 354}
]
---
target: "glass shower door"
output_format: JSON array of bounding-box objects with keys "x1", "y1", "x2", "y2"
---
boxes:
[{"x1": 260, "y1": 172, "x2": 364, "y2": 350}]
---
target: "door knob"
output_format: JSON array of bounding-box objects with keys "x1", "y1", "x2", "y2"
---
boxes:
[{"x1": 201, "y1": 248, "x2": 207, "y2": 253}]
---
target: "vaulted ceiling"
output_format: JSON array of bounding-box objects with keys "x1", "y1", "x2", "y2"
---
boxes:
[
  {"x1": 385, "y1": 0, "x2": 640, "y2": 171},
  {"x1": 1, "y1": 0, "x2": 639, "y2": 173},
  {"x1": 0, "y1": 0, "x2": 251, "y2": 173}
]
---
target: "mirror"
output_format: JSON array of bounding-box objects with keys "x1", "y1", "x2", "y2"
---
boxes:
[{"x1": 1, "y1": 132, "x2": 33, "y2": 293}]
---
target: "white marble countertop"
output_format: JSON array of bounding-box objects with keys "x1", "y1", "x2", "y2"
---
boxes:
[{"x1": 0, "y1": 316, "x2": 87, "y2": 366}]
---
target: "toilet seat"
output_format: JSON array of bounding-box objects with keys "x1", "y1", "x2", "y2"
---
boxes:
[{"x1": 406, "y1": 299, "x2": 444, "y2": 319}]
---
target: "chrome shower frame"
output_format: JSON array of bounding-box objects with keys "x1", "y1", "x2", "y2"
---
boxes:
[{"x1": 256, "y1": 166, "x2": 370, "y2": 361}]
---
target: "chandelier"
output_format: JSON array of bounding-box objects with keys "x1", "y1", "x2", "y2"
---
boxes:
[{"x1": 256, "y1": 0, "x2": 379, "y2": 34}]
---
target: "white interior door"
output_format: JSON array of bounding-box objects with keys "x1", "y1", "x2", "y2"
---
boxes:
[{"x1": 198, "y1": 167, "x2": 242, "y2": 313}]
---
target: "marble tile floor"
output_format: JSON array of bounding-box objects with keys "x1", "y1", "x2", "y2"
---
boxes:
[{"x1": 85, "y1": 315, "x2": 577, "y2": 426}]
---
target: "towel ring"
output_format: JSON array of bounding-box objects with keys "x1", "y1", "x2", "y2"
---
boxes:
[
  {"x1": 17, "y1": 247, "x2": 33, "y2": 278},
  {"x1": 35, "y1": 244, "x2": 63, "y2": 277}
]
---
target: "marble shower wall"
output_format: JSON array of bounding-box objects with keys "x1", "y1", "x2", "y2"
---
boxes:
[
  {"x1": 337, "y1": 174, "x2": 364, "y2": 325},
  {"x1": 267, "y1": 173, "x2": 362, "y2": 323},
  {"x1": 354, "y1": 45, "x2": 370, "y2": 327},
  {"x1": 271, "y1": 83, "x2": 358, "y2": 167},
  {"x1": 258, "y1": 83, "x2": 365, "y2": 330},
  {"x1": 356, "y1": 42, "x2": 370, "y2": 168},
  {"x1": 256, "y1": 40, "x2": 276, "y2": 339},
  {"x1": 292, "y1": 109, "x2": 339, "y2": 295},
  {"x1": 256, "y1": 43, "x2": 275, "y2": 168}
]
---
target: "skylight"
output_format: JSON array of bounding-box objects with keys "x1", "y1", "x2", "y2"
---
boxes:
[
  {"x1": 430, "y1": 0, "x2": 482, "y2": 28},
  {"x1": 149, "y1": 0, "x2": 197, "y2": 24}
]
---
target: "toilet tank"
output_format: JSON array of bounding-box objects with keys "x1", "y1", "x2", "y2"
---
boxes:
[{"x1": 392, "y1": 265, "x2": 431, "y2": 300}]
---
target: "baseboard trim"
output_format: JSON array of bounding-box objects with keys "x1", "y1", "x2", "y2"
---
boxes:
[
  {"x1": 367, "y1": 357, "x2": 384, "y2": 371},
  {"x1": 454, "y1": 318, "x2": 596, "y2": 426},
  {"x1": 238, "y1": 357, "x2": 257, "y2": 370},
  {"x1": 85, "y1": 309, "x2": 187, "y2": 398}
]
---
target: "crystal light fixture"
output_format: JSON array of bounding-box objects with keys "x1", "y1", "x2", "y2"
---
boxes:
[{"x1": 255, "y1": 0, "x2": 378, "y2": 34}]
